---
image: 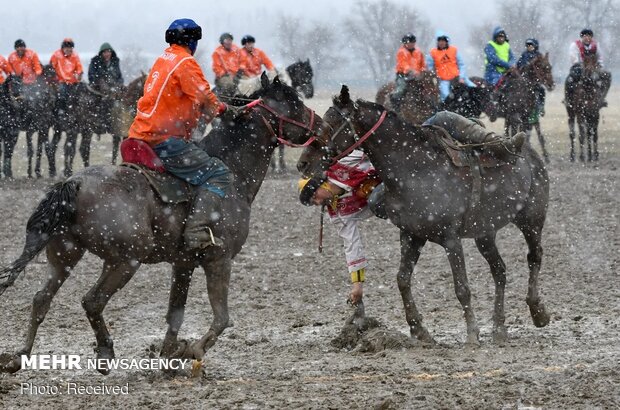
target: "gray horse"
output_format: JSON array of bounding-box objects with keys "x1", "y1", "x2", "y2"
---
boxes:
[
  {"x1": 0, "y1": 74, "x2": 321, "y2": 374},
  {"x1": 298, "y1": 86, "x2": 550, "y2": 346}
]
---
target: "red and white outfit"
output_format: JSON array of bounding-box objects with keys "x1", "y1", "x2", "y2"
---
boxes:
[
  {"x1": 326, "y1": 150, "x2": 376, "y2": 274},
  {"x1": 569, "y1": 39, "x2": 603, "y2": 65}
]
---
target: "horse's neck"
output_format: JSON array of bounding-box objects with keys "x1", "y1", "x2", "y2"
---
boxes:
[{"x1": 204, "y1": 118, "x2": 275, "y2": 204}]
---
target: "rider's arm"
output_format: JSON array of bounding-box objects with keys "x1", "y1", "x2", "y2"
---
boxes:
[
  {"x1": 508, "y1": 48, "x2": 516, "y2": 66},
  {"x1": 395, "y1": 48, "x2": 410, "y2": 74},
  {"x1": 484, "y1": 44, "x2": 511, "y2": 69},
  {"x1": 87, "y1": 58, "x2": 97, "y2": 84},
  {"x1": 456, "y1": 50, "x2": 467, "y2": 78},
  {"x1": 32, "y1": 52, "x2": 43, "y2": 76},
  {"x1": 415, "y1": 50, "x2": 426, "y2": 73},
  {"x1": 259, "y1": 50, "x2": 275, "y2": 71},
  {"x1": 177, "y1": 58, "x2": 222, "y2": 118},
  {"x1": 425, "y1": 53, "x2": 435, "y2": 72},
  {"x1": 597, "y1": 45, "x2": 604, "y2": 66},
  {"x1": 568, "y1": 42, "x2": 580, "y2": 65},
  {"x1": 211, "y1": 50, "x2": 226, "y2": 78}
]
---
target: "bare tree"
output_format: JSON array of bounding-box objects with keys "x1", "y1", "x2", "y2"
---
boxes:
[
  {"x1": 343, "y1": 0, "x2": 433, "y2": 84},
  {"x1": 275, "y1": 15, "x2": 341, "y2": 87}
]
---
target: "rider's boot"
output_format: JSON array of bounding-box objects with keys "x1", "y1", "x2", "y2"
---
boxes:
[
  {"x1": 367, "y1": 183, "x2": 388, "y2": 219},
  {"x1": 184, "y1": 189, "x2": 225, "y2": 251}
]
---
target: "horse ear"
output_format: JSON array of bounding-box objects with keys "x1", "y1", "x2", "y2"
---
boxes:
[
  {"x1": 273, "y1": 75, "x2": 281, "y2": 85},
  {"x1": 306, "y1": 58, "x2": 310, "y2": 65},
  {"x1": 340, "y1": 85, "x2": 351, "y2": 103},
  {"x1": 260, "y1": 72, "x2": 270, "y2": 89},
  {"x1": 545, "y1": 52, "x2": 549, "y2": 59}
]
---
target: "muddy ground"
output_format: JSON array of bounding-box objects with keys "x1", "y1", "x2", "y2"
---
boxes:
[{"x1": 0, "y1": 90, "x2": 618, "y2": 409}]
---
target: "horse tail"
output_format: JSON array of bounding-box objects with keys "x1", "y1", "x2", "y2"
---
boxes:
[{"x1": 0, "y1": 179, "x2": 80, "y2": 296}]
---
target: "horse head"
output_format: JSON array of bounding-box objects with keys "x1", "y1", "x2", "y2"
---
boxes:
[
  {"x1": 297, "y1": 85, "x2": 364, "y2": 177},
  {"x1": 286, "y1": 59, "x2": 314, "y2": 99},
  {"x1": 526, "y1": 53, "x2": 555, "y2": 91},
  {"x1": 247, "y1": 72, "x2": 321, "y2": 146}
]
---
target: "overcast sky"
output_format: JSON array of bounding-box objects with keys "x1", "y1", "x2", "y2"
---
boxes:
[{"x1": 0, "y1": 0, "x2": 498, "y2": 80}]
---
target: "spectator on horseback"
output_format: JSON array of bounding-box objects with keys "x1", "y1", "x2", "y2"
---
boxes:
[
  {"x1": 128, "y1": 18, "x2": 240, "y2": 251},
  {"x1": 236, "y1": 35, "x2": 275, "y2": 79},
  {"x1": 484, "y1": 27, "x2": 515, "y2": 86},
  {"x1": 566, "y1": 28, "x2": 611, "y2": 107},
  {"x1": 88, "y1": 43, "x2": 123, "y2": 93},
  {"x1": 88, "y1": 43, "x2": 123, "y2": 151},
  {"x1": 7, "y1": 39, "x2": 42, "y2": 85},
  {"x1": 298, "y1": 150, "x2": 381, "y2": 306},
  {"x1": 50, "y1": 38, "x2": 83, "y2": 144},
  {"x1": 427, "y1": 30, "x2": 476, "y2": 103},
  {"x1": 211, "y1": 32, "x2": 240, "y2": 97},
  {"x1": 0, "y1": 54, "x2": 13, "y2": 84},
  {"x1": 517, "y1": 38, "x2": 546, "y2": 116},
  {"x1": 389, "y1": 33, "x2": 426, "y2": 110}
]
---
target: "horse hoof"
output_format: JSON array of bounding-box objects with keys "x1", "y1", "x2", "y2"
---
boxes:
[
  {"x1": 530, "y1": 304, "x2": 550, "y2": 328},
  {"x1": 465, "y1": 334, "x2": 481, "y2": 348},
  {"x1": 94, "y1": 346, "x2": 115, "y2": 375},
  {"x1": 0, "y1": 352, "x2": 23, "y2": 373},
  {"x1": 492, "y1": 328, "x2": 508, "y2": 344}
]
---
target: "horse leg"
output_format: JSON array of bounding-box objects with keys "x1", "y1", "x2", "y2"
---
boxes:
[
  {"x1": 160, "y1": 264, "x2": 194, "y2": 358},
  {"x1": 577, "y1": 120, "x2": 586, "y2": 162},
  {"x1": 2, "y1": 130, "x2": 18, "y2": 179},
  {"x1": 81, "y1": 259, "x2": 140, "y2": 375},
  {"x1": 278, "y1": 145, "x2": 286, "y2": 171},
  {"x1": 568, "y1": 115, "x2": 576, "y2": 162},
  {"x1": 586, "y1": 120, "x2": 593, "y2": 162},
  {"x1": 1, "y1": 237, "x2": 84, "y2": 373},
  {"x1": 182, "y1": 257, "x2": 232, "y2": 362},
  {"x1": 111, "y1": 134, "x2": 121, "y2": 165},
  {"x1": 443, "y1": 237, "x2": 480, "y2": 345},
  {"x1": 475, "y1": 234, "x2": 508, "y2": 343},
  {"x1": 47, "y1": 129, "x2": 61, "y2": 177},
  {"x1": 64, "y1": 132, "x2": 77, "y2": 177},
  {"x1": 396, "y1": 231, "x2": 433, "y2": 343},
  {"x1": 35, "y1": 129, "x2": 47, "y2": 178},
  {"x1": 593, "y1": 116, "x2": 599, "y2": 161},
  {"x1": 514, "y1": 216, "x2": 550, "y2": 328},
  {"x1": 79, "y1": 133, "x2": 92, "y2": 168},
  {"x1": 26, "y1": 132, "x2": 34, "y2": 178},
  {"x1": 535, "y1": 123, "x2": 550, "y2": 163}
]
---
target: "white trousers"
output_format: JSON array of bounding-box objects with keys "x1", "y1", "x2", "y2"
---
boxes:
[{"x1": 330, "y1": 207, "x2": 374, "y2": 273}]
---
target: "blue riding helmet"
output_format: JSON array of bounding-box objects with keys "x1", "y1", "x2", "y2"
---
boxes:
[{"x1": 165, "y1": 18, "x2": 202, "y2": 55}]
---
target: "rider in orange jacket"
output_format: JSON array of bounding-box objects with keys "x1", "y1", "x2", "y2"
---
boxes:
[
  {"x1": 211, "y1": 32, "x2": 239, "y2": 96},
  {"x1": 129, "y1": 18, "x2": 239, "y2": 251},
  {"x1": 237, "y1": 35, "x2": 275, "y2": 78},
  {"x1": 0, "y1": 54, "x2": 13, "y2": 84},
  {"x1": 390, "y1": 33, "x2": 426, "y2": 110},
  {"x1": 8, "y1": 39, "x2": 43, "y2": 85}
]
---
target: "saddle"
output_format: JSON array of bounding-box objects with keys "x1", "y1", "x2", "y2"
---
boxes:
[{"x1": 120, "y1": 139, "x2": 193, "y2": 204}]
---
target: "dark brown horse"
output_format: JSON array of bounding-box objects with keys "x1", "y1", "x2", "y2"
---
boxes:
[
  {"x1": 565, "y1": 54, "x2": 606, "y2": 162},
  {"x1": 376, "y1": 71, "x2": 438, "y2": 124},
  {"x1": 299, "y1": 86, "x2": 550, "y2": 346},
  {"x1": 494, "y1": 54, "x2": 554, "y2": 147},
  {"x1": 0, "y1": 74, "x2": 322, "y2": 375}
]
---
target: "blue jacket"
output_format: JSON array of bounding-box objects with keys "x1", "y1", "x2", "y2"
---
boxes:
[
  {"x1": 484, "y1": 27, "x2": 515, "y2": 85},
  {"x1": 517, "y1": 38, "x2": 540, "y2": 68}
]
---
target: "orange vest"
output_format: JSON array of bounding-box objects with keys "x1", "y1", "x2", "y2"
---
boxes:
[
  {"x1": 129, "y1": 44, "x2": 221, "y2": 147},
  {"x1": 0, "y1": 55, "x2": 13, "y2": 84},
  {"x1": 50, "y1": 49, "x2": 83, "y2": 84},
  {"x1": 8, "y1": 49, "x2": 43, "y2": 85},
  {"x1": 212, "y1": 44, "x2": 240, "y2": 78},
  {"x1": 430, "y1": 46, "x2": 459, "y2": 80},
  {"x1": 395, "y1": 46, "x2": 426, "y2": 74},
  {"x1": 237, "y1": 47, "x2": 274, "y2": 77}
]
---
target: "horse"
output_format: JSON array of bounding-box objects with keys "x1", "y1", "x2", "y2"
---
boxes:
[
  {"x1": 376, "y1": 71, "x2": 439, "y2": 125},
  {"x1": 442, "y1": 76, "x2": 492, "y2": 118},
  {"x1": 0, "y1": 75, "x2": 23, "y2": 179},
  {"x1": 75, "y1": 73, "x2": 147, "y2": 168},
  {"x1": 565, "y1": 54, "x2": 606, "y2": 162},
  {"x1": 298, "y1": 85, "x2": 551, "y2": 346},
  {"x1": 493, "y1": 54, "x2": 555, "y2": 151},
  {"x1": 0, "y1": 73, "x2": 322, "y2": 375}
]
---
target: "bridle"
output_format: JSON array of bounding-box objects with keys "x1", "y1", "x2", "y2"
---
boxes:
[
  {"x1": 248, "y1": 99, "x2": 319, "y2": 148},
  {"x1": 320, "y1": 104, "x2": 387, "y2": 163}
]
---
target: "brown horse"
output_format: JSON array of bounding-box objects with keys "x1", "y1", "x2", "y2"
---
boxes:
[
  {"x1": 299, "y1": 86, "x2": 551, "y2": 346},
  {"x1": 565, "y1": 54, "x2": 606, "y2": 162},
  {"x1": 376, "y1": 71, "x2": 438, "y2": 124},
  {"x1": 0, "y1": 74, "x2": 322, "y2": 375},
  {"x1": 497, "y1": 53, "x2": 555, "y2": 147}
]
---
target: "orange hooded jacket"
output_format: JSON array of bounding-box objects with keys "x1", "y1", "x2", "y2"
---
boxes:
[
  {"x1": 395, "y1": 46, "x2": 426, "y2": 75},
  {"x1": 50, "y1": 49, "x2": 83, "y2": 84},
  {"x1": 129, "y1": 44, "x2": 222, "y2": 147},
  {"x1": 212, "y1": 44, "x2": 240, "y2": 78},
  {"x1": 0, "y1": 55, "x2": 13, "y2": 84},
  {"x1": 237, "y1": 47, "x2": 274, "y2": 77},
  {"x1": 8, "y1": 49, "x2": 43, "y2": 85}
]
